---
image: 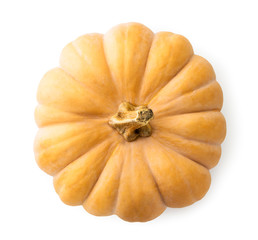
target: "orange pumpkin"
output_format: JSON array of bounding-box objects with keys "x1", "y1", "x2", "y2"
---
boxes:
[{"x1": 34, "y1": 22, "x2": 226, "y2": 222}]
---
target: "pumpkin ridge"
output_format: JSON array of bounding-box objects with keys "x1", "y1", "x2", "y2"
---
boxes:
[
  {"x1": 35, "y1": 105, "x2": 85, "y2": 127},
  {"x1": 154, "y1": 108, "x2": 220, "y2": 120},
  {"x1": 170, "y1": 154, "x2": 196, "y2": 203},
  {"x1": 71, "y1": 38, "x2": 105, "y2": 85},
  {"x1": 71, "y1": 37, "x2": 121, "y2": 105},
  {"x1": 151, "y1": 138, "x2": 202, "y2": 203},
  {"x1": 114, "y1": 143, "x2": 132, "y2": 216},
  {"x1": 35, "y1": 127, "x2": 89, "y2": 155},
  {"x1": 39, "y1": 104, "x2": 111, "y2": 119},
  {"x1": 152, "y1": 80, "x2": 220, "y2": 118},
  {"x1": 155, "y1": 126, "x2": 221, "y2": 146},
  {"x1": 42, "y1": 117, "x2": 110, "y2": 127},
  {"x1": 111, "y1": 145, "x2": 126, "y2": 214},
  {"x1": 36, "y1": 132, "x2": 91, "y2": 175},
  {"x1": 81, "y1": 141, "x2": 120, "y2": 205},
  {"x1": 37, "y1": 113, "x2": 110, "y2": 127},
  {"x1": 57, "y1": 67, "x2": 87, "y2": 91},
  {"x1": 152, "y1": 135, "x2": 211, "y2": 170},
  {"x1": 37, "y1": 132, "x2": 100, "y2": 175},
  {"x1": 153, "y1": 110, "x2": 226, "y2": 145},
  {"x1": 36, "y1": 104, "x2": 89, "y2": 117},
  {"x1": 148, "y1": 55, "x2": 215, "y2": 106},
  {"x1": 145, "y1": 54, "x2": 194, "y2": 104},
  {"x1": 103, "y1": 23, "x2": 154, "y2": 103},
  {"x1": 82, "y1": 144, "x2": 125, "y2": 216},
  {"x1": 156, "y1": 109, "x2": 220, "y2": 119},
  {"x1": 136, "y1": 33, "x2": 155, "y2": 104},
  {"x1": 36, "y1": 123, "x2": 113, "y2": 176},
  {"x1": 102, "y1": 27, "x2": 125, "y2": 99},
  {"x1": 55, "y1": 136, "x2": 117, "y2": 175},
  {"x1": 35, "y1": 120, "x2": 108, "y2": 151},
  {"x1": 142, "y1": 142, "x2": 166, "y2": 206},
  {"x1": 122, "y1": 26, "x2": 127, "y2": 100},
  {"x1": 59, "y1": 67, "x2": 117, "y2": 114},
  {"x1": 101, "y1": 54, "x2": 122, "y2": 103},
  {"x1": 54, "y1": 138, "x2": 117, "y2": 205},
  {"x1": 150, "y1": 79, "x2": 216, "y2": 112},
  {"x1": 101, "y1": 37, "x2": 122, "y2": 102}
]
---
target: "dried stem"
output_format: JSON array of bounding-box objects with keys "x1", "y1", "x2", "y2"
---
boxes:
[{"x1": 108, "y1": 102, "x2": 154, "y2": 142}]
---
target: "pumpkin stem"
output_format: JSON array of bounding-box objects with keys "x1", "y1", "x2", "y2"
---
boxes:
[{"x1": 108, "y1": 102, "x2": 154, "y2": 142}]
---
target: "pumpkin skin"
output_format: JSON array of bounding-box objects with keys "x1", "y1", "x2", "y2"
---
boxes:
[{"x1": 34, "y1": 22, "x2": 226, "y2": 222}]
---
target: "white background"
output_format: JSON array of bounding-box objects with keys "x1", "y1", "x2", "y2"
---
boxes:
[{"x1": 0, "y1": 0, "x2": 257, "y2": 239}]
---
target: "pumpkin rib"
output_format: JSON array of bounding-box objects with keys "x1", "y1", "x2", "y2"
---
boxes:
[
  {"x1": 36, "y1": 104, "x2": 88, "y2": 117},
  {"x1": 113, "y1": 143, "x2": 131, "y2": 216},
  {"x1": 122, "y1": 26, "x2": 127, "y2": 99},
  {"x1": 101, "y1": 39, "x2": 122, "y2": 102},
  {"x1": 136, "y1": 33, "x2": 156, "y2": 104},
  {"x1": 145, "y1": 54, "x2": 194, "y2": 104},
  {"x1": 40, "y1": 104, "x2": 109, "y2": 119},
  {"x1": 138, "y1": 32, "x2": 194, "y2": 104},
  {"x1": 35, "y1": 105, "x2": 86, "y2": 127},
  {"x1": 72, "y1": 37, "x2": 102, "y2": 79},
  {"x1": 123, "y1": 25, "x2": 154, "y2": 103},
  {"x1": 151, "y1": 80, "x2": 222, "y2": 118},
  {"x1": 152, "y1": 136, "x2": 210, "y2": 170},
  {"x1": 82, "y1": 143, "x2": 120, "y2": 202},
  {"x1": 37, "y1": 115, "x2": 109, "y2": 127},
  {"x1": 169, "y1": 154, "x2": 196, "y2": 204},
  {"x1": 166, "y1": 147, "x2": 211, "y2": 204},
  {"x1": 142, "y1": 144, "x2": 166, "y2": 206},
  {"x1": 71, "y1": 39, "x2": 121, "y2": 104},
  {"x1": 148, "y1": 55, "x2": 216, "y2": 107},
  {"x1": 156, "y1": 127, "x2": 221, "y2": 146},
  {"x1": 150, "y1": 79, "x2": 216, "y2": 117},
  {"x1": 71, "y1": 40, "x2": 104, "y2": 81},
  {"x1": 102, "y1": 26, "x2": 124, "y2": 97},
  {"x1": 114, "y1": 142, "x2": 165, "y2": 222},
  {"x1": 59, "y1": 135, "x2": 119, "y2": 176},
  {"x1": 35, "y1": 105, "x2": 111, "y2": 127},
  {"x1": 60, "y1": 67, "x2": 117, "y2": 116},
  {"x1": 36, "y1": 131, "x2": 103, "y2": 176},
  {"x1": 152, "y1": 138, "x2": 211, "y2": 203},
  {"x1": 54, "y1": 67, "x2": 86, "y2": 94},
  {"x1": 111, "y1": 145, "x2": 126, "y2": 214},
  {"x1": 80, "y1": 142, "x2": 120, "y2": 205},
  {"x1": 37, "y1": 68, "x2": 116, "y2": 116},
  {"x1": 60, "y1": 34, "x2": 121, "y2": 107},
  {"x1": 83, "y1": 144, "x2": 126, "y2": 216},
  {"x1": 35, "y1": 120, "x2": 108, "y2": 151},
  {"x1": 152, "y1": 132, "x2": 221, "y2": 169},
  {"x1": 153, "y1": 79, "x2": 215, "y2": 108},
  {"x1": 152, "y1": 112, "x2": 224, "y2": 146},
  {"x1": 146, "y1": 138, "x2": 198, "y2": 206},
  {"x1": 157, "y1": 109, "x2": 221, "y2": 120},
  {"x1": 36, "y1": 132, "x2": 91, "y2": 175},
  {"x1": 152, "y1": 110, "x2": 226, "y2": 145},
  {"x1": 54, "y1": 138, "x2": 118, "y2": 205},
  {"x1": 35, "y1": 120, "x2": 115, "y2": 176},
  {"x1": 36, "y1": 128, "x2": 88, "y2": 153},
  {"x1": 156, "y1": 108, "x2": 220, "y2": 118},
  {"x1": 102, "y1": 35, "x2": 121, "y2": 99},
  {"x1": 103, "y1": 23, "x2": 154, "y2": 103}
]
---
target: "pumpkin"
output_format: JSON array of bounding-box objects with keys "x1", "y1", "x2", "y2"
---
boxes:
[{"x1": 34, "y1": 22, "x2": 226, "y2": 222}]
